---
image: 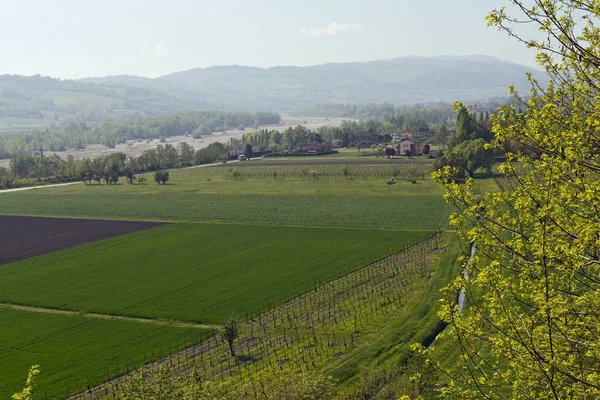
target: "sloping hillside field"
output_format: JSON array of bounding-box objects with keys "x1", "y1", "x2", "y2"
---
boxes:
[{"x1": 0, "y1": 222, "x2": 431, "y2": 323}]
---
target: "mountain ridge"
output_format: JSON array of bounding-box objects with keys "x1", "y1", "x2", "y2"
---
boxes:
[{"x1": 0, "y1": 55, "x2": 543, "y2": 128}]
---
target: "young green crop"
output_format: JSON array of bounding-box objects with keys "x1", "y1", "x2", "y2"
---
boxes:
[
  {"x1": 0, "y1": 308, "x2": 213, "y2": 400},
  {"x1": 0, "y1": 223, "x2": 434, "y2": 323},
  {"x1": 0, "y1": 174, "x2": 450, "y2": 229}
]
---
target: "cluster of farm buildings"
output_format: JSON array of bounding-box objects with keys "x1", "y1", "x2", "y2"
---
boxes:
[
  {"x1": 294, "y1": 132, "x2": 426, "y2": 156},
  {"x1": 231, "y1": 132, "x2": 428, "y2": 158}
]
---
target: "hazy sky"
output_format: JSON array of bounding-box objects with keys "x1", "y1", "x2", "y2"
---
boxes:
[{"x1": 0, "y1": 0, "x2": 538, "y2": 79}]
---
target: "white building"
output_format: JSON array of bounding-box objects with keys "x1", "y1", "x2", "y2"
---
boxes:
[{"x1": 391, "y1": 133, "x2": 405, "y2": 142}]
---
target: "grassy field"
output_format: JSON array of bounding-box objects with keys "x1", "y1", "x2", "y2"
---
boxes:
[
  {"x1": 0, "y1": 160, "x2": 458, "y2": 398},
  {"x1": 0, "y1": 308, "x2": 213, "y2": 400},
  {"x1": 0, "y1": 223, "x2": 433, "y2": 323},
  {"x1": 323, "y1": 236, "x2": 463, "y2": 384},
  {"x1": 0, "y1": 174, "x2": 450, "y2": 229}
]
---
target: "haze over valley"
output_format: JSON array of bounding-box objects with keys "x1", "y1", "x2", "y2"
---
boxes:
[{"x1": 0, "y1": 55, "x2": 540, "y2": 129}]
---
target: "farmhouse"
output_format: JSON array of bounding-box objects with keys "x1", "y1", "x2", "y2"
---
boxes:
[
  {"x1": 354, "y1": 133, "x2": 379, "y2": 147},
  {"x1": 295, "y1": 142, "x2": 327, "y2": 153},
  {"x1": 396, "y1": 137, "x2": 424, "y2": 156}
]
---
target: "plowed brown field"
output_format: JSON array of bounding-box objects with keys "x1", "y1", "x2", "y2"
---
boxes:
[{"x1": 0, "y1": 215, "x2": 166, "y2": 265}]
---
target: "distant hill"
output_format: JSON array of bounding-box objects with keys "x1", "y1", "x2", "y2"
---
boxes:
[
  {"x1": 0, "y1": 55, "x2": 542, "y2": 128},
  {"x1": 158, "y1": 55, "x2": 540, "y2": 107}
]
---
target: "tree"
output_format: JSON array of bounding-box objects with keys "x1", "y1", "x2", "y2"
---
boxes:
[
  {"x1": 108, "y1": 172, "x2": 119, "y2": 184},
  {"x1": 195, "y1": 142, "x2": 228, "y2": 164},
  {"x1": 177, "y1": 142, "x2": 195, "y2": 165},
  {"x1": 156, "y1": 144, "x2": 178, "y2": 168},
  {"x1": 125, "y1": 169, "x2": 135, "y2": 184},
  {"x1": 388, "y1": 114, "x2": 405, "y2": 130},
  {"x1": 434, "y1": 123, "x2": 449, "y2": 151},
  {"x1": 222, "y1": 317, "x2": 239, "y2": 357},
  {"x1": 439, "y1": 138, "x2": 494, "y2": 178},
  {"x1": 422, "y1": 143, "x2": 430, "y2": 155},
  {"x1": 153, "y1": 171, "x2": 169, "y2": 185},
  {"x1": 244, "y1": 143, "x2": 253, "y2": 159},
  {"x1": 432, "y1": 2, "x2": 600, "y2": 398},
  {"x1": 449, "y1": 107, "x2": 472, "y2": 149}
]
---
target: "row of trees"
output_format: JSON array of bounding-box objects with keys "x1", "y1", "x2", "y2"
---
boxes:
[
  {"x1": 296, "y1": 101, "x2": 501, "y2": 125},
  {"x1": 240, "y1": 120, "x2": 428, "y2": 152},
  {"x1": 1, "y1": 140, "x2": 230, "y2": 189},
  {"x1": 242, "y1": 107, "x2": 495, "y2": 155},
  {"x1": 0, "y1": 111, "x2": 280, "y2": 158}
]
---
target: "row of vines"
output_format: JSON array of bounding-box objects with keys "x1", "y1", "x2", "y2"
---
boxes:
[
  {"x1": 156, "y1": 164, "x2": 432, "y2": 181},
  {"x1": 69, "y1": 234, "x2": 443, "y2": 400}
]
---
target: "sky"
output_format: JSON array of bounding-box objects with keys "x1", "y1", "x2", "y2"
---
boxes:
[{"x1": 0, "y1": 0, "x2": 539, "y2": 79}]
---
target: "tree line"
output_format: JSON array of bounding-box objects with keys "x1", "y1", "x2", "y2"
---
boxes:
[
  {"x1": 0, "y1": 140, "x2": 232, "y2": 189},
  {"x1": 0, "y1": 111, "x2": 280, "y2": 158}
]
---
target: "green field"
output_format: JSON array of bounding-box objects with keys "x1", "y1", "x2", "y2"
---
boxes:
[
  {"x1": 0, "y1": 308, "x2": 212, "y2": 399},
  {"x1": 0, "y1": 223, "x2": 432, "y2": 323},
  {"x1": 0, "y1": 161, "x2": 454, "y2": 398},
  {"x1": 0, "y1": 174, "x2": 450, "y2": 229}
]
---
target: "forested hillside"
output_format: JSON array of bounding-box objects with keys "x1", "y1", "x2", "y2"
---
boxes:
[
  {"x1": 0, "y1": 55, "x2": 540, "y2": 129},
  {"x1": 160, "y1": 55, "x2": 537, "y2": 109}
]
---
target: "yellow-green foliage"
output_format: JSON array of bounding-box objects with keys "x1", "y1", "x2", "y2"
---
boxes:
[
  {"x1": 433, "y1": 1, "x2": 600, "y2": 398},
  {"x1": 118, "y1": 366, "x2": 338, "y2": 400},
  {"x1": 12, "y1": 366, "x2": 39, "y2": 400}
]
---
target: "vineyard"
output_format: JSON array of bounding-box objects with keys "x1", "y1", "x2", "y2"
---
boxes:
[
  {"x1": 72, "y1": 234, "x2": 444, "y2": 400},
  {"x1": 153, "y1": 163, "x2": 433, "y2": 181}
]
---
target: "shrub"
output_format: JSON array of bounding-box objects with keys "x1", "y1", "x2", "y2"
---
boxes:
[{"x1": 154, "y1": 171, "x2": 170, "y2": 184}]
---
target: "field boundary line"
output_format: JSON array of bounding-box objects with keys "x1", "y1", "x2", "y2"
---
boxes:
[
  {"x1": 0, "y1": 302, "x2": 220, "y2": 330},
  {"x1": 0, "y1": 181, "x2": 80, "y2": 194}
]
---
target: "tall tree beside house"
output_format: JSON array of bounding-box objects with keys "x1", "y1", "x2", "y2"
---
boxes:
[
  {"x1": 244, "y1": 143, "x2": 253, "y2": 159},
  {"x1": 433, "y1": 1, "x2": 600, "y2": 398},
  {"x1": 449, "y1": 107, "x2": 472, "y2": 149}
]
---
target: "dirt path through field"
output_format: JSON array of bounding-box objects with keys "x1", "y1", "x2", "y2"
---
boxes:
[
  {"x1": 0, "y1": 302, "x2": 220, "y2": 330},
  {"x1": 0, "y1": 181, "x2": 79, "y2": 193}
]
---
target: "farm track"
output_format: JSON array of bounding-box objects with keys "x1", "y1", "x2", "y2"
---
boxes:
[
  {"x1": 0, "y1": 302, "x2": 221, "y2": 330},
  {"x1": 0, "y1": 181, "x2": 79, "y2": 193}
]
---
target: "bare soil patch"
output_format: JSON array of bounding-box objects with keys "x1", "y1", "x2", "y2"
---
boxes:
[{"x1": 0, "y1": 215, "x2": 166, "y2": 265}]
